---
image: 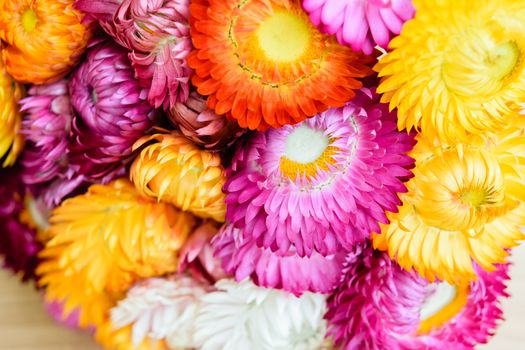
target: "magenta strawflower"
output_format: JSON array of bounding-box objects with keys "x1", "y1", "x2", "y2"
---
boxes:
[
  {"x1": 69, "y1": 39, "x2": 157, "y2": 181},
  {"x1": 325, "y1": 244, "x2": 509, "y2": 350},
  {"x1": 74, "y1": 0, "x2": 122, "y2": 24},
  {"x1": 17, "y1": 80, "x2": 90, "y2": 207},
  {"x1": 302, "y1": 0, "x2": 415, "y2": 54},
  {"x1": 213, "y1": 224, "x2": 346, "y2": 296},
  {"x1": 19, "y1": 81, "x2": 72, "y2": 185},
  {"x1": 224, "y1": 88, "x2": 415, "y2": 257},
  {"x1": 37, "y1": 169, "x2": 88, "y2": 208},
  {"x1": 19, "y1": 80, "x2": 89, "y2": 207},
  {"x1": 0, "y1": 169, "x2": 41, "y2": 281}
]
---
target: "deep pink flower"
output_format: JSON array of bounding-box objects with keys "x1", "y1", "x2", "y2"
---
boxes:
[
  {"x1": 74, "y1": 0, "x2": 122, "y2": 24},
  {"x1": 212, "y1": 224, "x2": 346, "y2": 296},
  {"x1": 224, "y1": 88, "x2": 415, "y2": 257},
  {"x1": 0, "y1": 169, "x2": 41, "y2": 281},
  {"x1": 302, "y1": 0, "x2": 415, "y2": 54},
  {"x1": 69, "y1": 39, "x2": 157, "y2": 181},
  {"x1": 325, "y1": 244, "x2": 509, "y2": 350},
  {"x1": 178, "y1": 222, "x2": 228, "y2": 284},
  {"x1": 19, "y1": 81, "x2": 72, "y2": 185}
]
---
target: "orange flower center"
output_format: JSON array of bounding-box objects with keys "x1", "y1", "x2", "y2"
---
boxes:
[
  {"x1": 21, "y1": 8, "x2": 38, "y2": 33},
  {"x1": 279, "y1": 125, "x2": 338, "y2": 180},
  {"x1": 418, "y1": 282, "x2": 470, "y2": 334}
]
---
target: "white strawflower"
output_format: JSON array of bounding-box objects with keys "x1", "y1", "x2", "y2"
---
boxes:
[
  {"x1": 110, "y1": 276, "x2": 209, "y2": 349},
  {"x1": 194, "y1": 278, "x2": 327, "y2": 350}
]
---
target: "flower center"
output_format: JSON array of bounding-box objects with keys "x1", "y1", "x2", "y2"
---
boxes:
[
  {"x1": 442, "y1": 27, "x2": 522, "y2": 98},
  {"x1": 459, "y1": 189, "x2": 488, "y2": 208},
  {"x1": 285, "y1": 126, "x2": 328, "y2": 164},
  {"x1": 21, "y1": 8, "x2": 38, "y2": 33},
  {"x1": 418, "y1": 282, "x2": 469, "y2": 334},
  {"x1": 485, "y1": 41, "x2": 520, "y2": 81},
  {"x1": 411, "y1": 148, "x2": 509, "y2": 231},
  {"x1": 280, "y1": 125, "x2": 337, "y2": 179},
  {"x1": 256, "y1": 11, "x2": 312, "y2": 62},
  {"x1": 89, "y1": 86, "x2": 98, "y2": 104}
]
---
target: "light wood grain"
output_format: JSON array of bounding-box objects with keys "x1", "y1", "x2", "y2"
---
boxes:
[{"x1": 0, "y1": 245, "x2": 524, "y2": 349}]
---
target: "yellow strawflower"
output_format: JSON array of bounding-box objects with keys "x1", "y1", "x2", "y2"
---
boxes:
[
  {"x1": 374, "y1": 128, "x2": 525, "y2": 283},
  {"x1": 131, "y1": 132, "x2": 226, "y2": 222},
  {"x1": 376, "y1": 0, "x2": 525, "y2": 141},
  {"x1": 37, "y1": 179, "x2": 195, "y2": 327},
  {"x1": 0, "y1": 56, "x2": 24, "y2": 167}
]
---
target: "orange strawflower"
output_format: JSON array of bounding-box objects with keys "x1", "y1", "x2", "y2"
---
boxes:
[
  {"x1": 0, "y1": 0, "x2": 92, "y2": 84},
  {"x1": 37, "y1": 179, "x2": 195, "y2": 327},
  {"x1": 188, "y1": 0, "x2": 374, "y2": 130},
  {"x1": 131, "y1": 132, "x2": 227, "y2": 222}
]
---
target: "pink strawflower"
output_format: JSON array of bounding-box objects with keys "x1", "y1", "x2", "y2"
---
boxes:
[
  {"x1": 325, "y1": 244, "x2": 509, "y2": 350},
  {"x1": 119, "y1": 0, "x2": 192, "y2": 109},
  {"x1": 178, "y1": 222, "x2": 228, "y2": 283},
  {"x1": 302, "y1": 0, "x2": 415, "y2": 54},
  {"x1": 224, "y1": 88, "x2": 415, "y2": 257},
  {"x1": 90, "y1": 0, "x2": 192, "y2": 109},
  {"x1": 19, "y1": 81, "x2": 72, "y2": 185},
  {"x1": 168, "y1": 92, "x2": 243, "y2": 150},
  {"x1": 0, "y1": 169, "x2": 41, "y2": 281},
  {"x1": 45, "y1": 299, "x2": 85, "y2": 330},
  {"x1": 212, "y1": 224, "x2": 346, "y2": 296},
  {"x1": 69, "y1": 39, "x2": 157, "y2": 181}
]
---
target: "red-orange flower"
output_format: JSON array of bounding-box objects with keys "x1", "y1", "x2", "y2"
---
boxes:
[{"x1": 188, "y1": 0, "x2": 374, "y2": 130}]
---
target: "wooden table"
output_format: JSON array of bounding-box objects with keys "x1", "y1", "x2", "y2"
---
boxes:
[{"x1": 0, "y1": 244, "x2": 523, "y2": 350}]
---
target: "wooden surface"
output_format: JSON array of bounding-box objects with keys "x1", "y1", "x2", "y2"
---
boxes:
[{"x1": 0, "y1": 245, "x2": 523, "y2": 350}]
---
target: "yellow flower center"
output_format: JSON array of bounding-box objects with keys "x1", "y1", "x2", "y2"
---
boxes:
[
  {"x1": 410, "y1": 148, "x2": 509, "y2": 231},
  {"x1": 21, "y1": 8, "x2": 38, "y2": 33},
  {"x1": 256, "y1": 11, "x2": 312, "y2": 62},
  {"x1": 418, "y1": 282, "x2": 470, "y2": 334},
  {"x1": 90, "y1": 87, "x2": 98, "y2": 104},
  {"x1": 485, "y1": 41, "x2": 520, "y2": 81},
  {"x1": 442, "y1": 25, "x2": 522, "y2": 98},
  {"x1": 280, "y1": 125, "x2": 338, "y2": 180},
  {"x1": 232, "y1": 1, "x2": 326, "y2": 88},
  {"x1": 459, "y1": 189, "x2": 488, "y2": 208}
]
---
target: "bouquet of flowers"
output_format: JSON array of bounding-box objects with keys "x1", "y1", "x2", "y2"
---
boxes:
[{"x1": 0, "y1": 0, "x2": 524, "y2": 349}]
